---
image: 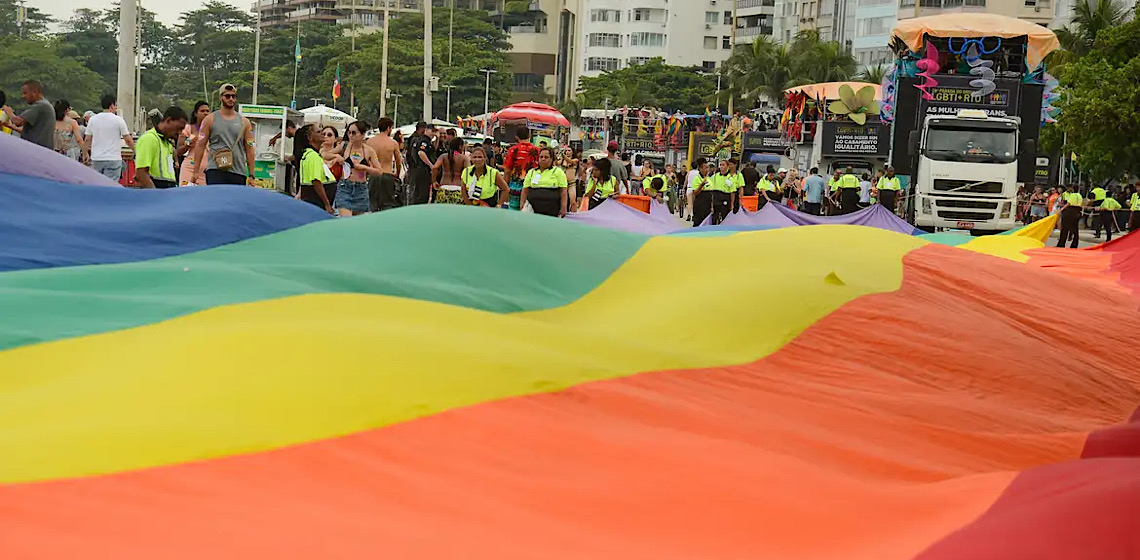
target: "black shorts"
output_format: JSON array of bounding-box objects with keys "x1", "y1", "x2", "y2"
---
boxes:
[
  {"x1": 527, "y1": 187, "x2": 561, "y2": 216},
  {"x1": 369, "y1": 173, "x2": 400, "y2": 211},
  {"x1": 205, "y1": 169, "x2": 247, "y2": 185}
]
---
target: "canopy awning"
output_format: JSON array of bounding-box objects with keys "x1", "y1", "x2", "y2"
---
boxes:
[
  {"x1": 784, "y1": 82, "x2": 882, "y2": 101},
  {"x1": 892, "y1": 13, "x2": 1059, "y2": 67},
  {"x1": 491, "y1": 102, "x2": 571, "y2": 127}
]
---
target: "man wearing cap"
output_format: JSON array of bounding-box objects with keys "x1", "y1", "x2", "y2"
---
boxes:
[
  {"x1": 606, "y1": 141, "x2": 629, "y2": 194},
  {"x1": 193, "y1": 84, "x2": 256, "y2": 186}
]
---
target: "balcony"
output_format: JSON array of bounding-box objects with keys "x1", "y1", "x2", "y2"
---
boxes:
[
  {"x1": 737, "y1": 25, "x2": 774, "y2": 37},
  {"x1": 737, "y1": 0, "x2": 776, "y2": 7}
]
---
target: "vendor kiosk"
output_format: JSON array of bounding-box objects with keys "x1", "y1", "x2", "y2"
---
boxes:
[{"x1": 240, "y1": 104, "x2": 302, "y2": 193}]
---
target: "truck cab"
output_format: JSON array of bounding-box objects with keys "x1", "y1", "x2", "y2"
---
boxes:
[{"x1": 910, "y1": 109, "x2": 1024, "y2": 234}]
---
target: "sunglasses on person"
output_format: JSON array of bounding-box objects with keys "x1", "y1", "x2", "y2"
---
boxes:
[{"x1": 221, "y1": 93, "x2": 236, "y2": 99}]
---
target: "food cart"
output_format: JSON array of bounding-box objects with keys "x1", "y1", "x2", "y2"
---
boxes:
[{"x1": 240, "y1": 104, "x2": 302, "y2": 192}]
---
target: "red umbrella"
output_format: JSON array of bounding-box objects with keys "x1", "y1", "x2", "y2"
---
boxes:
[{"x1": 490, "y1": 102, "x2": 571, "y2": 127}]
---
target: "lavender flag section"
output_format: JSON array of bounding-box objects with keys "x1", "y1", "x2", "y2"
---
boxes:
[
  {"x1": 566, "y1": 199, "x2": 679, "y2": 235},
  {"x1": 722, "y1": 203, "x2": 920, "y2": 236},
  {"x1": 0, "y1": 133, "x2": 120, "y2": 186}
]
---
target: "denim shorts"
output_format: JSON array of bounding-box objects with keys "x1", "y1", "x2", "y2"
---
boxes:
[
  {"x1": 92, "y1": 160, "x2": 124, "y2": 182},
  {"x1": 335, "y1": 180, "x2": 370, "y2": 213}
]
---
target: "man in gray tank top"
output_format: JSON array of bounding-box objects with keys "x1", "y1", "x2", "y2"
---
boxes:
[{"x1": 192, "y1": 84, "x2": 256, "y2": 185}]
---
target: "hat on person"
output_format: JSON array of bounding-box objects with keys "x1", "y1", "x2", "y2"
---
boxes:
[
  {"x1": 607, "y1": 141, "x2": 619, "y2": 152},
  {"x1": 218, "y1": 83, "x2": 237, "y2": 96},
  {"x1": 68, "y1": 110, "x2": 80, "y2": 120},
  {"x1": 778, "y1": 168, "x2": 788, "y2": 174}
]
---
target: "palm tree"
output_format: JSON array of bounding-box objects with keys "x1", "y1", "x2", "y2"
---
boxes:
[
  {"x1": 723, "y1": 36, "x2": 795, "y2": 107},
  {"x1": 1048, "y1": 0, "x2": 1130, "y2": 70},
  {"x1": 558, "y1": 94, "x2": 585, "y2": 125},
  {"x1": 615, "y1": 81, "x2": 651, "y2": 108},
  {"x1": 857, "y1": 63, "x2": 887, "y2": 85},
  {"x1": 789, "y1": 31, "x2": 858, "y2": 85}
]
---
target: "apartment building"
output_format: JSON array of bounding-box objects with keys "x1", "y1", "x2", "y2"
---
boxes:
[
  {"x1": 735, "y1": 0, "x2": 778, "y2": 45},
  {"x1": 254, "y1": 0, "x2": 423, "y2": 29},
  {"x1": 577, "y1": 0, "x2": 736, "y2": 79}
]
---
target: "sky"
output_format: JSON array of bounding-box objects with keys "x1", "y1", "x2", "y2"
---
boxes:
[{"x1": 37, "y1": 0, "x2": 214, "y2": 26}]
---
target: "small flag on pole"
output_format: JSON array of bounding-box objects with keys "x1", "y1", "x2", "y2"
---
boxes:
[
  {"x1": 295, "y1": 38, "x2": 302, "y2": 62},
  {"x1": 332, "y1": 63, "x2": 341, "y2": 101}
]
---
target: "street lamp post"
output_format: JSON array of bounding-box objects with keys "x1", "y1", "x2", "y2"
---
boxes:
[
  {"x1": 423, "y1": 0, "x2": 433, "y2": 122},
  {"x1": 253, "y1": 3, "x2": 261, "y2": 104},
  {"x1": 379, "y1": 0, "x2": 391, "y2": 116},
  {"x1": 390, "y1": 92, "x2": 403, "y2": 126},
  {"x1": 442, "y1": 84, "x2": 458, "y2": 123},
  {"x1": 480, "y1": 68, "x2": 497, "y2": 136}
]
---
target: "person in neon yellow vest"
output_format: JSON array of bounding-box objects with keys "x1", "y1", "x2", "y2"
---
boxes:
[{"x1": 836, "y1": 166, "x2": 861, "y2": 215}]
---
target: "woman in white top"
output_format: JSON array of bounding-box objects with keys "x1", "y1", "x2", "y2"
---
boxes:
[
  {"x1": 53, "y1": 100, "x2": 87, "y2": 162},
  {"x1": 858, "y1": 172, "x2": 873, "y2": 208}
]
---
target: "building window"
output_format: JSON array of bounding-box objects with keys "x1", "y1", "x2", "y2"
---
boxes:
[
  {"x1": 590, "y1": 9, "x2": 620, "y2": 23},
  {"x1": 588, "y1": 32, "x2": 621, "y2": 47},
  {"x1": 586, "y1": 57, "x2": 621, "y2": 72},
  {"x1": 964, "y1": 0, "x2": 985, "y2": 6},
  {"x1": 633, "y1": 8, "x2": 649, "y2": 21},
  {"x1": 857, "y1": 16, "x2": 890, "y2": 35},
  {"x1": 702, "y1": 60, "x2": 717, "y2": 70},
  {"x1": 630, "y1": 32, "x2": 666, "y2": 47},
  {"x1": 723, "y1": 36, "x2": 732, "y2": 49},
  {"x1": 628, "y1": 56, "x2": 653, "y2": 66},
  {"x1": 857, "y1": 0, "x2": 892, "y2": 5},
  {"x1": 1024, "y1": 0, "x2": 1035, "y2": 4},
  {"x1": 704, "y1": 36, "x2": 718, "y2": 49},
  {"x1": 705, "y1": 11, "x2": 719, "y2": 24},
  {"x1": 724, "y1": 11, "x2": 733, "y2": 24}
]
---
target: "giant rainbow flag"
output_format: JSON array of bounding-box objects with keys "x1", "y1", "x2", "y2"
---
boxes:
[{"x1": 1, "y1": 134, "x2": 1138, "y2": 558}]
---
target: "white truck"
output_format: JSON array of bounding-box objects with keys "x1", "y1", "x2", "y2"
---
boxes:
[{"x1": 908, "y1": 109, "x2": 1031, "y2": 234}]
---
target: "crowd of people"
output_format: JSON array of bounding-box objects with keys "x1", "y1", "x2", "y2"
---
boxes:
[{"x1": 6, "y1": 80, "x2": 1140, "y2": 244}]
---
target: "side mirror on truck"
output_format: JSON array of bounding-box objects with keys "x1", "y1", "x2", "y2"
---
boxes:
[{"x1": 908, "y1": 131, "x2": 919, "y2": 157}]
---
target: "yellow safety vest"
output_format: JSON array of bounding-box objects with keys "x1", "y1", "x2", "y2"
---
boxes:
[
  {"x1": 1091, "y1": 187, "x2": 1106, "y2": 201},
  {"x1": 523, "y1": 167, "x2": 567, "y2": 189},
  {"x1": 1131, "y1": 193, "x2": 1140, "y2": 211},
  {"x1": 1100, "y1": 197, "x2": 1122, "y2": 211},
  {"x1": 588, "y1": 177, "x2": 618, "y2": 200},
  {"x1": 839, "y1": 174, "x2": 860, "y2": 189},
  {"x1": 642, "y1": 174, "x2": 668, "y2": 193},
  {"x1": 877, "y1": 176, "x2": 900, "y2": 191},
  {"x1": 710, "y1": 172, "x2": 741, "y2": 193},
  {"x1": 1064, "y1": 192, "x2": 1083, "y2": 206},
  {"x1": 759, "y1": 178, "x2": 779, "y2": 192},
  {"x1": 461, "y1": 166, "x2": 499, "y2": 200}
]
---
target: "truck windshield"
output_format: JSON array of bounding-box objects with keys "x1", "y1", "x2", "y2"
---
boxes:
[{"x1": 924, "y1": 126, "x2": 1017, "y2": 164}]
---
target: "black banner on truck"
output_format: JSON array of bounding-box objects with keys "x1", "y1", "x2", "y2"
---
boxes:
[
  {"x1": 921, "y1": 75, "x2": 1021, "y2": 118},
  {"x1": 819, "y1": 121, "x2": 890, "y2": 156},
  {"x1": 742, "y1": 131, "x2": 789, "y2": 153}
]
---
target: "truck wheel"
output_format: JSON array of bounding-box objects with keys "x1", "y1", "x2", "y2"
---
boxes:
[{"x1": 970, "y1": 229, "x2": 998, "y2": 237}]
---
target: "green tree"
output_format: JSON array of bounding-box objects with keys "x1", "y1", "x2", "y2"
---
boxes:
[
  {"x1": 575, "y1": 58, "x2": 718, "y2": 113},
  {"x1": 856, "y1": 63, "x2": 887, "y2": 85},
  {"x1": 1058, "y1": 16, "x2": 1140, "y2": 179},
  {"x1": 1049, "y1": 0, "x2": 1131, "y2": 73},
  {"x1": 723, "y1": 31, "x2": 857, "y2": 108},
  {"x1": 0, "y1": 36, "x2": 110, "y2": 110},
  {"x1": 0, "y1": 0, "x2": 54, "y2": 38}
]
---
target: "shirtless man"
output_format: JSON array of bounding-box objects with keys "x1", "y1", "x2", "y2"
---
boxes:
[{"x1": 365, "y1": 117, "x2": 403, "y2": 211}]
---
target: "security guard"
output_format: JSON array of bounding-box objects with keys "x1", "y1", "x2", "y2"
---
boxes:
[
  {"x1": 1129, "y1": 184, "x2": 1140, "y2": 232},
  {"x1": 876, "y1": 166, "x2": 901, "y2": 214},
  {"x1": 1098, "y1": 195, "x2": 1122, "y2": 242},
  {"x1": 708, "y1": 159, "x2": 738, "y2": 224},
  {"x1": 759, "y1": 167, "x2": 781, "y2": 207},
  {"x1": 1057, "y1": 184, "x2": 1083, "y2": 248},
  {"x1": 827, "y1": 169, "x2": 843, "y2": 215},
  {"x1": 837, "y1": 166, "x2": 861, "y2": 214}
]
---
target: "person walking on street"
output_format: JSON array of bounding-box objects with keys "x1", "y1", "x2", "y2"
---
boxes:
[
  {"x1": 193, "y1": 84, "x2": 256, "y2": 186},
  {"x1": 405, "y1": 122, "x2": 437, "y2": 205},
  {"x1": 1056, "y1": 184, "x2": 1083, "y2": 248},
  {"x1": 1128, "y1": 184, "x2": 1140, "y2": 232},
  {"x1": 461, "y1": 146, "x2": 509, "y2": 207},
  {"x1": 134, "y1": 106, "x2": 188, "y2": 189},
  {"x1": 85, "y1": 94, "x2": 135, "y2": 182},
  {"x1": 1097, "y1": 194, "x2": 1122, "y2": 242},
  {"x1": 519, "y1": 147, "x2": 568, "y2": 217},
  {"x1": 689, "y1": 159, "x2": 713, "y2": 225},
  {"x1": 606, "y1": 141, "x2": 629, "y2": 195},
  {"x1": 431, "y1": 136, "x2": 468, "y2": 205},
  {"x1": 874, "y1": 166, "x2": 901, "y2": 215},
  {"x1": 759, "y1": 166, "x2": 781, "y2": 208},
  {"x1": 1, "y1": 80, "x2": 55, "y2": 150},
  {"x1": 178, "y1": 101, "x2": 211, "y2": 186},
  {"x1": 800, "y1": 167, "x2": 826, "y2": 216},
  {"x1": 365, "y1": 117, "x2": 403, "y2": 211},
  {"x1": 836, "y1": 166, "x2": 861, "y2": 214},
  {"x1": 583, "y1": 158, "x2": 619, "y2": 210},
  {"x1": 53, "y1": 100, "x2": 87, "y2": 162},
  {"x1": 503, "y1": 128, "x2": 539, "y2": 210},
  {"x1": 294, "y1": 124, "x2": 334, "y2": 213},
  {"x1": 334, "y1": 121, "x2": 384, "y2": 216}
]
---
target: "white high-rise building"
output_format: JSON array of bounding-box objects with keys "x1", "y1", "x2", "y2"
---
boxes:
[
  {"x1": 577, "y1": 0, "x2": 736, "y2": 79},
  {"x1": 735, "y1": 0, "x2": 778, "y2": 45}
]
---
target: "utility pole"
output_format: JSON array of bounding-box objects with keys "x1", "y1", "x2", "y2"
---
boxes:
[
  {"x1": 480, "y1": 68, "x2": 497, "y2": 136},
  {"x1": 349, "y1": 0, "x2": 356, "y2": 113},
  {"x1": 253, "y1": 3, "x2": 261, "y2": 104},
  {"x1": 728, "y1": 0, "x2": 737, "y2": 116},
  {"x1": 448, "y1": 0, "x2": 454, "y2": 68},
  {"x1": 134, "y1": 0, "x2": 142, "y2": 130},
  {"x1": 443, "y1": 84, "x2": 458, "y2": 123},
  {"x1": 424, "y1": 0, "x2": 433, "y2": 122},
  {"x1": 117, "y1": 0, "x2": 137, "y2": 133},
  {"x1": 379, "y1": 0, "x2": 391, "y2": 116}
]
